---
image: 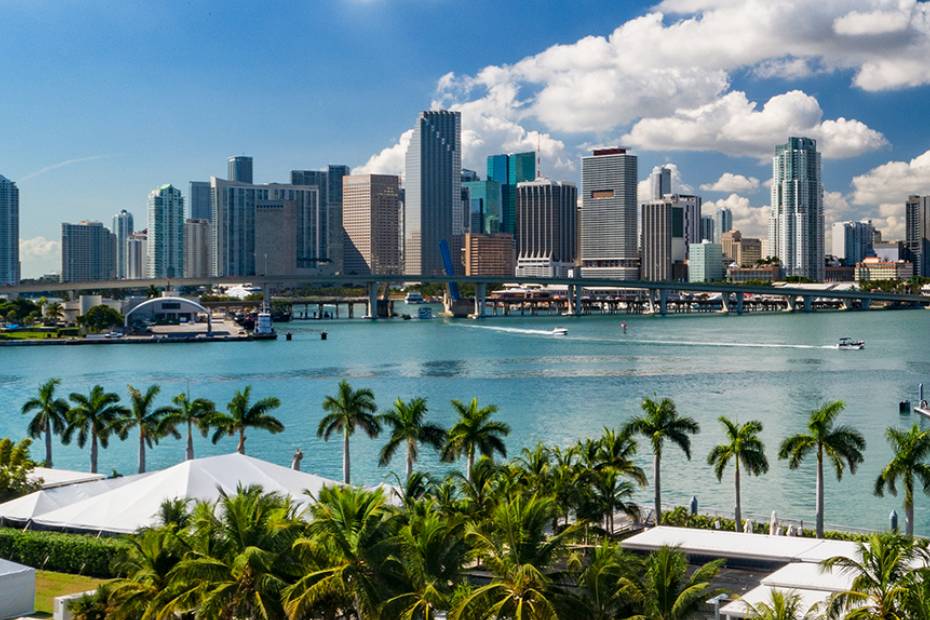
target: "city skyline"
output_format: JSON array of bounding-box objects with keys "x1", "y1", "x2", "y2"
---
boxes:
[{"x1": 3, "y1": 1, "x2": 930, "y2": 277}]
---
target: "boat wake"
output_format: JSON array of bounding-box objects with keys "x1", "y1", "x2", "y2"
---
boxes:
[{"x1": 455, "y1": 323, "x2": 836, "y2": 350}]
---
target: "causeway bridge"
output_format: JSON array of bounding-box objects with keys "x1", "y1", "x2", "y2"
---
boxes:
[{"x1": 3, "y1": 274, "x2": 929, "y2": 318}]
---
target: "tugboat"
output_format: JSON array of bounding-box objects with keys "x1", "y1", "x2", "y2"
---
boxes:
[
  {"x1": 252, "y1": 304, "x2": 278, "y2": 340},
  {"x1": 837, "y1": 336, "x2": 864, "y2": 350}
]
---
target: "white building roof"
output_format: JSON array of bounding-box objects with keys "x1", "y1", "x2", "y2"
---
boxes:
[
  {"x1": 27, "y1": 453, "x2": 345, "y2": 534},
  {"x1": 29, "y1": 467, "x2": 105, "y2": 489},
  {"x1": 762, "y1": 562, "x2": 855, "y2": 592},
  {"x1": 720, "y1": 585, "x2": 830, "y2": 619},
  {"x1": 0, "y1": 474, "x2": 146, "y2": 523},
  {"x1": 621, "y1": 526, "x2": 859, "y2": 564}
]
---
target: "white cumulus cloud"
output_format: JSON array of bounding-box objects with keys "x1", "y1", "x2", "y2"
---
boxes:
[
  {"x1": 848, "y1": 149, "x2": 930, "y2": 240},
  {"x1": 704, "y1": 193, "x2": 770, "y2": 240},
  {"x1": 700, "y1": 172, "x2": 760, "y2": 193}
]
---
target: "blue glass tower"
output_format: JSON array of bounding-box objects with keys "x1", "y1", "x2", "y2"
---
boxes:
[{"x1": 487, "y1": 152, "x2": 535, "y2": 235}]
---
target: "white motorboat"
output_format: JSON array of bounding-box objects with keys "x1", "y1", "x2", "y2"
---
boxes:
[
  {"x1": 551, "y1": 327, "x2": 568, "y2": 336},
  {"x1": 405, "y1": 291, "x2": 425, "y2": 304},
  {"x1": 837, "y1": 337, "x2": 864, "y2": 350}
]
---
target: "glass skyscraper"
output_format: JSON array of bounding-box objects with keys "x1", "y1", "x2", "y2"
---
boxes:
[
  {"x1": 227, "y1": 156, "x2": 253, "y2": 184},
  {"x1": 462, "y1": 179, "x2": 502, "y2": 234},
  {"x1": 189, "y1": 181, "x2": 212, "y2": 221},
  {"x1": 769, "y1": 137, "x2": 824, "y2": 281},
  {"x1": 404, "y1": 110, "x2": 462, "y2": 275},
  {"x1": 0, "y1": 175, "x2": 19, "y2": 285},
  {"x1": 112, "y1": 209, "x2": 134, "y2": 279},
  {"x1": 487, "y1": 152, "x2": 535, "y2": 235},
  {"x1": 147, "y1": 184, "x2": 185, "y2": 278}
]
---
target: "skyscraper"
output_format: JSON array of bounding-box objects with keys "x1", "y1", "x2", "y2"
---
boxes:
[
  {"x1": 146, "y1": 185, "x2": 185, "y2": 278},
  {"x1": 714, "y1": 207, "x2": 733, "y2": 243},
  {"x1": 688, "y1": 240, "x2": 723, "y2": 283},
  {"x1": 515, "y1": 178, "x2": 577, "y2": 278},
  {"x1": 906, "y1": 195, "x2": 930, "y2": 276},
  {"x1": 112, "y1": 209, "x2": 134, "y2": 279},
  {"x1": 291, "y1": 165, "x2": 350, "y2": 270},
  {"x1": 183, "y1": 219, "x2": 210, "y2": 278},
  {"x1": 578, "y1": 147, "x2": 639, "y2": 279},
  {"x1": 127, "y1": 231, "x2": 147, "y2": 280},
  {"x1": 61, "y1": 221, "x2": 116, "y2": 282},
  {"x1": 487, "y1": 152, "x2": 535, "y2": 235},
  {"x1": 404, "y1": 110, "x2": 462, "y2": 275},
  {"x1": 0, "y1": 175, "x2": 19, "y2": 285},
  {"x1": 831, "y1": 220, "x2": 874, "y2": 266},
  {"x1": 342, "y1": 174, "x2": 401, "y2": 275},
  {"x1": 650, "y1": 166, "x2": 672, "y2": 199},
  {"x1": 769, "y1": 137, "x2": 824, "y2": 280},
  {"x1": 254, "y1": 200, "x2": 298, "y2": 276},
  {"x1": 462, "y1": 179, "x2": 503, "y2": 234},
  {"x1": 189, "y1": 181, "x2": 212, "y2": 221},
  {"x1": 210, "y1": 178, "x2": 321, "y2": 277},
  {"x1": 640, "y1": 199, "x2": 686, "y2": 281},
  {"x1": 700, "y1": 215, "x2": 715, "y2": 243},
  {"x1": 227, "y1": 156, "x2": 253, "y2": 184}
]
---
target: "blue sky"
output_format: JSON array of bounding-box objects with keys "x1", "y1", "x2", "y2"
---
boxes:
[{"x1": 3, "y1": 0, "x2": 930, "y2": 276}]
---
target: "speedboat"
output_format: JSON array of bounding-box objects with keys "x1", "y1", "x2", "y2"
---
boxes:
[
  {"x1": 551, "y1": 327, "x2": 568, "y2": 336},
  {"x1": 837, "y1": 337, "x2": 864, "y2": 350}
]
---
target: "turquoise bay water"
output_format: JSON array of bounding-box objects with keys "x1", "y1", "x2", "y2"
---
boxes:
[{"x1": 2, "y1": 308, "x2": 929, "y2": 531}]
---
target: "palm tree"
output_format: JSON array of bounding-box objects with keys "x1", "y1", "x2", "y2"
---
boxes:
[
  {"x1": 778, "y1": 401, "x2": 866, "y2": 538},
  {"x1": 442, "y1": 397, "x2": 510, "y2": 481},
  {"x1": 568, "y1": 542, "x2": 641, "y2": 620},
  {"x1": 117, "y1": 385, "x2": 173, "y2": 474},
  {"x1": 21, "y1": 377, "x2": 69, "y2": 467},
  {"x1": 45, "y1": 301, "x2": 64, "y2": 324},
  {"x1": 582, "y1": 469, "x2": 640, "y2": 535},
  {"x1": 823, "y1": 533, "x2": 923, "y2": 619},
  {"x1": 747, "y1": 589, "x2": 820, "y2": 620},
  {"x1": 623, "y1": 396, "x2": 699, "y2": 524},
  {"x1": 108, "y1": 527, "x2": 189, "y2": 619},
  {"x1": 64, "y1": 385, "x2": 128, "y2": 473},
  {"x1": 596, "y1": 427, "x2": 647, "y2": 486},
  {"x1": 284, "y1": 485, "x2": 396, "y2": 619},
  {"x1": 451, "y1": 494, "x2": 577, "y2": 620},
  {"x1": 707, "y1": 417, "x2": 769, "y2": 531},
  {"x1": 378, "y1": 397, "x2": 446, "y2": 481},
  {"x1": 622, "y1": 545, "x2": 723, "y2": 620},
  {"x1": 210, "y1": 386, "x2": 283, "y2": 455},
  {"x1": 318, "y1": 380, "x2": 380, "y2": 484},
  {"x1": 161, "y1": 392, "x2": 217, "y2": 461},
  {"x1": 874, "y1": 424, "x2": 930, "y2": 537}
]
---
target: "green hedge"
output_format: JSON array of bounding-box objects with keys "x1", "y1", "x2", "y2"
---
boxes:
[
  {"x1": 660, "y1": 506, "x2": 872, "y2": 542},
  {"x1": 0, "y1": 527, "x2": 127, "y2": 577}
]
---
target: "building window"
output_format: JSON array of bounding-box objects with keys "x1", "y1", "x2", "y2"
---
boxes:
[{"x1": 591, "y1": 190, "x2": 614, "y2": 200}]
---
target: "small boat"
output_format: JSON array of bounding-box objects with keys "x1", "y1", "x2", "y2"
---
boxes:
[
  {"x1": 837, "y1": 337, "x2": 864, "y2": 350},
  {"x1": 551, "y1": 327, "x2": 568, "y2": 336},
  {"x1": 405, "y1": 291, "x2": 425, "y2": 304}
]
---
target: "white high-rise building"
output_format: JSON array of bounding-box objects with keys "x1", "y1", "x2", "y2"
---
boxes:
[
  {"x1": 112, "y1": 209, "x2": 134, "y2": 279},
  {"x1": 146, "y1": 184, "x2": 185, "y2": 278},
  {"x1": 650, "y1": 166, "x2": 672, "y2": 199},
  {"x1": 769, "y1": 137, "x2": 824, "y2": 281},
  {"x1": 0, "y1": 175, "x2": 19, "y2": 285},
  {"x1": 127, "y1": 231, "x2": 147, "y2": 280},
  {"x1": 579, "y1": 147, "x2": 639, "y2": 279},
  {"x1": 831, "y1": 219, "x2": 874, "y2": 266},
  {"x1": 184, "y1": 219, "x2": 210, "y2": 278},
  {"x1": 404, "y1": 110, "x2": 462, "y2": 275}
]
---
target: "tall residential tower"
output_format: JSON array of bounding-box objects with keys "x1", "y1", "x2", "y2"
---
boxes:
[
  {"x1": 112, "y1": 209, "x2": 133, "y2": 279},
  {"x1": 769, "y1": 137, "x2": 824, "y2": 280},
  {"x1": 146, "y1": 184, "x2": 185, "y2": 278},
  {"x1": 0, "y1": 175, "x2": 19, "y2": 285}
]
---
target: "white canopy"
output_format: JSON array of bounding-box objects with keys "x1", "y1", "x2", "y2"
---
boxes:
[
  {"x1": 29, "y1": 467, "x2": 104, "y2": 489},
  {"x1": 0, "y1": 558, "x2": 35, "y2": 619},
  {"x1": 28, "y1": 453, "x2": 344, "y2": 534},
  {"x1": 720, "y1": 585, "x2": 831, "y2": 619},
  {"x1": 0, "y1": 474, "x2": 146, "y2": 523}
]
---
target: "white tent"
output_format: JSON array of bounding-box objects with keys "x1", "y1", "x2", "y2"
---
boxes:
[
  {"x1": 29, "y1": 467, "x2": 105, "y2": 489},
  {"x1": 0, "y1": 474, "x2": 146, "y2": 524},
  {"x1": 30, "y1": 453, "x2": 345, "y2": 534},
  {"x1": 0, "y1": 558, "x2": 35, "y2": 619}
]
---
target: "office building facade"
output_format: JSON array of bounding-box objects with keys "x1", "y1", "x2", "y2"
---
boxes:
[
  {"x1": 714, "y1": 207, "x2": 732, "y2": 243},
  {"x1": 515, "y1": 178, "x2": 577, "y2": 278},
  {"x1": 464, "y1": 233, "x2": 515, "y2": 276},
  {"x1": 832, "y1": 220, "x2": 875, "y2": 266},
  {"x1": 404, "y1": 110, "x2": 462, "y2": 275},
  {"x1": 112, "y1": 209, "x2": 133, "y2": 279},
  {"x1": 650, "y1": 166, "x2": 672, "y2": 199},
  {"x1": 640, "y1": 199, "x2": 686, "y2": 281},
  {"x1": 146, "y1": 184, "x2": 185, "y2": 278},
  {"x1": 254, "y1": 200, "x2": 298, "y2": 276},
  {"x1": 854, "y1": 257, "x2": 914, "y2": 282},
  {"x1": 126, "y1": 231, "x2": 147, "y2": 280},
  {"x1": 0, "y1": 175, "x2": 20, "y2": 285},
  {"x1": 769, "y1": 137, "x2": 824, "y2": 280},
  {"x1": 227, "y1": 156, "x2": 253, "y2": 184},
  {"x1": 579, "y1": 148, "x2": 639, "y2": 279},
  {"x1": 61, "y1": 221, "x2": 116, "y2": 282},
  {"x1": 189, "y1": 181, "x2": 212, "y2": 221},
  {"x1": 906, "y1": 195, "x2": 930, "y2": 276},
  {"x1": 487, "y1": 152, "x2": 535, "y2": 235},
  {"x1": 700, "y1": 215, "x2": 715, "y2": 243},
  {"x1": 342, "y1": 174, "x2": 401, "y2": 275},
  {"x1": 462, "y1": 179, "x2": 503, "y2": 234},
  {"x1": 183, "y1": 219, "x2": 210, "y2": 278},
  {"x1": 688, "y1": 240, "x2": 723, "y2": 283}
]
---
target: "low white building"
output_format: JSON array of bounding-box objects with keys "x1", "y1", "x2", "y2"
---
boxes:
[{"x1": 0, "y1": 558, "x2": 35, "y2": 619}]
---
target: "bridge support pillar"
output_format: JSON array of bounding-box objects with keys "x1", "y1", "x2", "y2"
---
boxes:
[
  {"x1": 573, "y1": 283, "x2": 583, "y2": 316},
  {"x1": 367, "y1": 282, "x2": 378, "y2": 320},
  {"x1": 784, "y1": 296, "x2": 796, "y2": 312},
  {"x1": 658, "y1": 289, "x2": 668, "y2": 316},
  {"x1": 721, "y1": 295, "x2": 731, "y2": 314},
  {"x1": 861, "y1": 298, "x2": 871, "y2": 311},
  {"x1": 473, "y1": 283, "x2": 486, "y2": 318},
  {"x1": 736, "y1": 293, "x2": 744, "y2": 316},
  {"x1": 803, "y1": 295, "x2": 813, "y2": 313},
  {"x1": 841, "y1": 299, "x2": 853, "y2": 311}
]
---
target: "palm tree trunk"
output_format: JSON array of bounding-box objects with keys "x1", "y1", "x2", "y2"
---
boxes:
[
  {"x1": 406, "y1": 438, "x2": 414, "y2": 482},
  {"x1": 44, "y1": 419, "x2": 53, "y2": 468},
  {"x1": 138, "y1": 430, "x2": 146, "y2": 474},
  {"x1": 653, "y1": 450, "x2": 661, "y2": 525},
  {"x1": 734, "y1": 460, "x2": 742, "y2": 532},
  {"x1": 343, "y1": 426, "x2": 351, "y2": 485},
  {"x1": 816, "y1": 446, "x2": 825, "y2": 538},
  {"x1": 186, "y1": 420, "x2": 194, "y2": 460},
  {"x1": 906, "y1": 477, "x2": 914, "y2": 537},
  {"x1": 466, "y1": 447, "x2": 475, "y2": 483},
  {"x1": 237, "y1": 428, "x2": 245, "y2": 454},
  {"x1": 90, "y1": 431, "x2": 98, "y2": 474}
]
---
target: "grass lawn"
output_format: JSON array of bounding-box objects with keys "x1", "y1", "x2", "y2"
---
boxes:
[
  {"x1": 0, "y1": 330, "x2": 73, "y2": 341},
  {"x1": 34, "y1": 570, "x2": 108, "y2": 615}
]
